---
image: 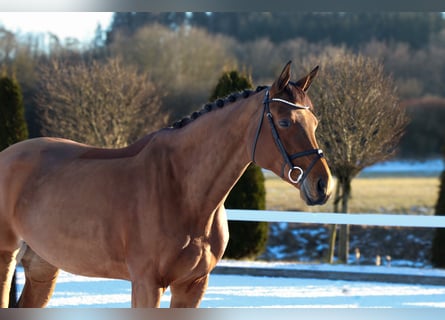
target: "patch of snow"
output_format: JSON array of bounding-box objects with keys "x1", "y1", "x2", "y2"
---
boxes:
[
  {"x1": 14, "y1": 261, "x2": 445, "y2": 308},
  {"x1": 361, "y1": 159, "x2": 444, "y2": 175},
  {"x1": 217, "y1": 259, "x2": 445, "y2": 278},
  {"x1": 264, "y1": 159, "x2": 444, "y2": 177}
]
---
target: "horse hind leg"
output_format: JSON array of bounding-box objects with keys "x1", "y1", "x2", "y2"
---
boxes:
[
  {"x1": 0, "y1": 249, "x2": 18, "y2": 308},
  {"x1": 17, "y1": 245, "x2": 59, "y2": 308}
]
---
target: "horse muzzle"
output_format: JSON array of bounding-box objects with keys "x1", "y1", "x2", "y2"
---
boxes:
[{"x1": 300, "y1": 174, "x2": 332, "y2": 206}]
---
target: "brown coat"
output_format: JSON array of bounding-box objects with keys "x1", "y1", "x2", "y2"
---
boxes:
[{"x1": 0, "y1": 62, "x2": 331, "y2": 307}]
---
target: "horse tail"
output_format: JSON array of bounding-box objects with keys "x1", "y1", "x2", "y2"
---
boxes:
[{"x1": 8, "y1": 270, "x2": 17, "y2": 308}]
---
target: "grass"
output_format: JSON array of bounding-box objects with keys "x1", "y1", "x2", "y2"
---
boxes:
[{"x1": 265, "y1": 175, "x2": 440, "y2": 215}]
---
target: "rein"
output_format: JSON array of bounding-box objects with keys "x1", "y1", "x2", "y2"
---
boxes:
[{"x1": 252, "y1": 90, "x2": 324, "y2": 184}]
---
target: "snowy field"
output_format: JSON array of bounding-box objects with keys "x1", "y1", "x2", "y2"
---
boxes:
[
  {"x1": 14, "y1": 261, "x2": 445, "y2": 308},
  {"x1": 361, "y1": 158, "x2": 444, "y2": 176},
  {"x1": 263, "y1": 158, "x2": 444, "y2": 177}
]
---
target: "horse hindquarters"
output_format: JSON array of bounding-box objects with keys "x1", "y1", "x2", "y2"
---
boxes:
[{"x1": 16, "y1": 246, "x2": 59, "y2": 308}]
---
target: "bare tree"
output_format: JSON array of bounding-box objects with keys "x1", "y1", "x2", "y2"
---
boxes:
[
  {"x1": 109, "y1": 24, "x2": 236, "y2": 119},
  {"x1": 305, "y1": 51, "x2": 408, "y2": 263},
  {"x1": 37, "y1": 57, "x2": 168, "y2": 148}
]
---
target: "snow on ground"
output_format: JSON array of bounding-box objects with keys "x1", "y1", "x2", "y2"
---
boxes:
[
  {"x1": 263, "y1": 158, "x2": 444, "y2": 178},
  {"x1": 14, "y1": 261, "x2": 445, "y2": 308},
  {"x1": 217, "y1": 260, "x2": 445, "y2": 278},
  {"x1": 361, "y1": 158, "x2": 444, "y2": 175}
]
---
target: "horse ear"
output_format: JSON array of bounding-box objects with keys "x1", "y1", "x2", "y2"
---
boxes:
[
  {"x1": 294, "y1": 66, "x2": 319, "y2": 92},
  {"x1": 271, "y1": 61, "x2": 292, "y2": 92}
]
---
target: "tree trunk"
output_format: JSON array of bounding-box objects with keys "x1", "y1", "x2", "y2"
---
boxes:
[
  {"x1": 327, "y1": 179, "x2": 341, "y2": 263},
  {"x1": 327, "y1": 175, "x2": 352, "y2": 264},
  {"x1": 327, "y1": 224, "x2": 337, "y2": 263},
  {"x1": 338, "y1": 176, "x2": 352, "y2": 263}
]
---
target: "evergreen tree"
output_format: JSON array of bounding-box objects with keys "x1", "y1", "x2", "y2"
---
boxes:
[
  {"x1": 0, "y1": 74, "x2": 28, "y2": 307},
  {"x1": 432, "y1": 147, "x2": 445, "y2": 268},
  {"x1": 0, "y1": 75, "x2": 28, "y2": 151},
  {"x1": 223, "y1": 164, "x2": 268, "y2": 259},
  {"x1": 107, "y1": 12, "x2": 445, "y2": 50},
  {"x1": 209, "y1": 70, "x2": 268, "y2": 260}
]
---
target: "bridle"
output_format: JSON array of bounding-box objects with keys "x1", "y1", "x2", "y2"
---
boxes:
[{"x1": 251, "y1": 89, "x2": 324, "y2": 184}]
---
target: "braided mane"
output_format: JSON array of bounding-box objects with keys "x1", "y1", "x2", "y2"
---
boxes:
[{"x1": 170, "y1": 86, "x2": 269, "y2": 129}]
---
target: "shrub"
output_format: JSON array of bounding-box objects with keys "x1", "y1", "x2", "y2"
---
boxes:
[
  {"x1": 0, "y1": 75, "x2": 28, "y2": 151},
  {"x1": 209, "y1": 69, "x2": 268, "y2": 260},
  {"x1": 224, "y1": 164, "x2": 268, "y2": 259},
  {"x1": 432, "y1": 147, "x2": 445, "y2": 268},
  {"x1": 36, "y1": 57, "x2": 166, "y2": 148}
]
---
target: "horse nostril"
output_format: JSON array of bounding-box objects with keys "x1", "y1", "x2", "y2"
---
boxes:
[{"x1": 317, "y1": 178, "x2": 326, "y2": 196}]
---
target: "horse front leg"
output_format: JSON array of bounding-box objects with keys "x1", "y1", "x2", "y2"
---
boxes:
[
  {"x1": 131, "y1": 279, "x2": 166, "y2": 307},
  {"x1": 169, "y1": 274, "x2": 209, "y2": 308}
]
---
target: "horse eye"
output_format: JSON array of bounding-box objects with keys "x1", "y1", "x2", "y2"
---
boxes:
[{"x1": 278, "y1": 119, "x2": 291, "y2": 128}]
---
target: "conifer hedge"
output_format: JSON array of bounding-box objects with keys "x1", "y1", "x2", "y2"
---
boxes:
[
  {"x1": 209, "y1": 70, "x2": 268, "y2": 260},
  {"x1": 432, "y1": 147, "x2": 445, "y2": 268},
  {"x1": 0, "y1": 75, "x2": 28, "y2": 151}
]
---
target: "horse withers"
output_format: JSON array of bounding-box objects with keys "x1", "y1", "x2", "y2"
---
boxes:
[{"x1": 0, "y1": 61, "x2": 332, "y2": 308}]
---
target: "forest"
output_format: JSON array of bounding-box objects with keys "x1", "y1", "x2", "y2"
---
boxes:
[{"x1": 1, "y1": 12, "x2": 445, "y2": 159}]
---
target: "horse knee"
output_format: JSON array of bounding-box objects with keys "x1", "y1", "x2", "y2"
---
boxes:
[
  {"x1": 131, "y1": 278, "x2": 165, "y2": 308},
  {"x1": 170, "y1": 275, "x2": 209, "y2": 308}
]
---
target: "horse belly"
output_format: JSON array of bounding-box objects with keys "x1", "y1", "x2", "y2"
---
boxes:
[
  {"x1": 15, "y1": 203, "x2": 131, "y2": 280},
  {"x1": 21, "y1": 224, "x2": 130, "y2": 280}
]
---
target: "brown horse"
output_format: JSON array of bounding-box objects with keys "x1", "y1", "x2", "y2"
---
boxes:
[{"x1": 0, "y1": 61, "x2": 332, "y2": 308}]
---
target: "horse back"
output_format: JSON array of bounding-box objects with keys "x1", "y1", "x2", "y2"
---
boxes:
[
  {"x1": 0, "y1": 133, "x2": 157, "y2": 173},
  {"x1": 0, "y1": 136, "x2": 155, "y2": 278},
  {"x1": 0, "y1": 135, "x2": 156, "y2": 223}
]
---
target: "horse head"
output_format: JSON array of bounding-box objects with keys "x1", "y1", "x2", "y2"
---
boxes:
[{"x1": 252, "y1": 61, "x2": 332, "y2": 205}]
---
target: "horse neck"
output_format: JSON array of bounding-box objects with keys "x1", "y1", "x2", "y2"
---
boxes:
[{"x1": 162, "y1": 93, "x2": 262, "y2": 212}]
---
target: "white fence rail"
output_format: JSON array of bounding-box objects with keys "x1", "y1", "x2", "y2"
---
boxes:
[
  {"x1": 226, "y1": 209, "x2": 445, "y2": 228},
  {"x1": 220, "y1": 209, "x2": 445, "y2": 285}
]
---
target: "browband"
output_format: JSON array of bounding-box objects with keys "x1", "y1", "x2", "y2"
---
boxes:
[{"x1": 268, "y1": 98, "x2": 310, "y2": 110}]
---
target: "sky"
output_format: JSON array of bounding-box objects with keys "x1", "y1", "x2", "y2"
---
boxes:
[
  {"x1": 0, "y1": 12, "x2": 443, "y2": 44},
  {"x1": 0, "y1": 12, "x2": 113, "y2": 43}
]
